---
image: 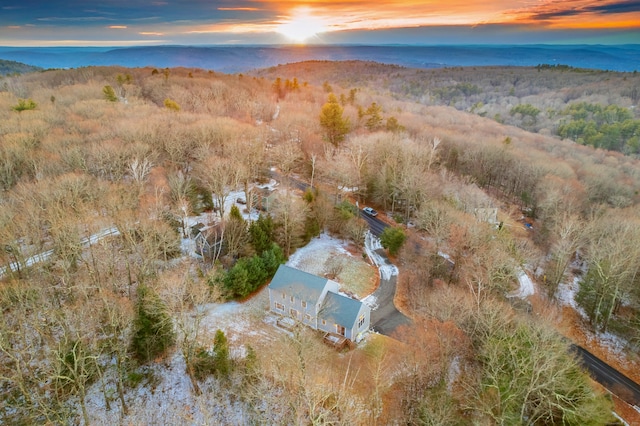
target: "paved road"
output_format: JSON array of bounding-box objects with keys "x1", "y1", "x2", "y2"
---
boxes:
[
  {"x1": 359, "y1": 211, "x2": 388, "y2": 237},
  {"x1": 571, "y1": 344, "x2": 640, "y2": 407}
]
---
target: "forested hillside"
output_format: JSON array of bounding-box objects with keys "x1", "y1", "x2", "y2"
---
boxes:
[
  {"x1": 255, "y1": 61, "x2": 640, "y2": 155},
  {"x1": 1, "y1": 63, "x2": 639, "y2": 424},
  {"x1": 0, "y1": 59, "x2": 41, "y2": 76}
]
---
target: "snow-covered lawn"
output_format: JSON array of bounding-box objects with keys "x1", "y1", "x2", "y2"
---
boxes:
[
  {"x1": 287, "y1": 232, "x2": 351, "y2": 273},
  {"x1": 288, "y1": 232, "x2": 377, "y2": 298}
]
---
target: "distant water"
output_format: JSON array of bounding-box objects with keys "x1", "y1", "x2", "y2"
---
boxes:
[{"x1": 0, "y1": 44, "x2": 637, "y2": 72}]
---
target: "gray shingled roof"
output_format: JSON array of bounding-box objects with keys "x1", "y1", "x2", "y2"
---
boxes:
[
  {"x1": 319, "y1": 292, "x2": 363, "y2": 327},
  {"x1": 269, "y1": 264, "x2": 329, "y2": 304}
]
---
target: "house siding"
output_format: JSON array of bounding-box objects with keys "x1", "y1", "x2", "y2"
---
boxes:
[
  {"x1": 268, "y1": 287, "x2": 322, "y2": 324},
  {"x1": 268, "y1": 265, "x2": 370, "y2": 342}
]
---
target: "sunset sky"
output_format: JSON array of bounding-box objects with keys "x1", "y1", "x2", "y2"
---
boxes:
[{"x1": 1, "y1": 0, "x2": 638, "y2": 46}]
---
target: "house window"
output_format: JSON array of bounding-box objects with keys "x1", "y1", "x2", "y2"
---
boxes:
[
  {"x1": 301, "y1": 300, "x2": 307, "y2": 308},
  {"x1": 322, "y1": 319, "x2": 326, "y2": 325},
  {"x1": 290, "y1": 295, "x2": 294, "y2": 302},
  {"x1": 304, "y1": 314, "x2": 312, "y2": 321},
  {"x1": 290, "y1": 308, "x2": 298, "y2": 318},
  {"x1": 281, "y1": 292, "x2": 285, "y2": 299},
  {"x1": 358, "y1": 314, "x2": 365, "y2": 329},
  {"x1": 336, "y1": 325, "x2": 346, "y2": 336},
  {"x1": 274, "y1": 302, "x2": 284, "y2": 312}
]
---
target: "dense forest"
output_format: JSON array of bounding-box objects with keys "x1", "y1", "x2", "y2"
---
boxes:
[
  {"x1": 255, "y1": 61, "x2": 640, "y2": 154},
  {"x1": 1, "y1": 62, "x2": 639, "y2": 424}
]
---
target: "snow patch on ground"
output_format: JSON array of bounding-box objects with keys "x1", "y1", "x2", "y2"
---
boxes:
[
  {"x1": 447, "y1": 356, "x2": 462, "y2": 393},
  {"x1": 591, "y1": 330, "x2": 629, "y2": 360},
  {"x1": 556, "y1": 273, "x2": 590, "y2": 321},
  {"x1": 286, "y1": 232, "x2": 351, "y2": 274},
  {"x1": 508, "y1": 268, "x2": 535, "y2": 299},
  {"x1": 83, "y1": 349, "x2": 254, "y2": 425},
  {"x1": 556, "y1": 255, "x2": 588, "y2": 313},
  {"x1": 83, "y1": 290, "x2": 272, "y2": 425},
  {"x1": 556, "y1": 258, "x2": 638, "y2": 372},
  {"x1": 362, "y1": 294, "x2": 378, "y2": 310},
  {"x1": 437, "y1": 251, "x2": 452, "y2": 262},
  {"x1": 364, "y1": 232, "x2": 398, "y2": 281},
  {"x1": 556, "y1": 276, "x2": 582, "y2": 311}
]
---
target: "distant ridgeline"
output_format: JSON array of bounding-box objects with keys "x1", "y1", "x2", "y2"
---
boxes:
[{"x1": 0, "y1": 59, "x2": 42, "y2": 76}]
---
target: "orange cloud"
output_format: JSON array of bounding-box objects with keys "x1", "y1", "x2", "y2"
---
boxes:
[
  {"x1": 220, "y1": 1, "x2": 515, "y2": 35},
  {"x1": 187, "y1": 22, "x2": 276, "y2": 34},
  {"x1": 501, "y1": 0, "x2": 640, "y2": 29},
  {"x1": 139, "y1": 31, "x2": 164, "y2": 36},
  {"x1": 108, "y1": 25, "x2": 127, "y2": 29},
  {"x1": 218, "y1": 7, "x2": 261, "y2": 11},
  {"x1": 241, "y1": 0, "x2": 640, "y2": 34}
]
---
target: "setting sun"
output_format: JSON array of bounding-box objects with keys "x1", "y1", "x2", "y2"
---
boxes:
[{"x1": 276, "y1": 8, "x2": 328, "y2": 42}]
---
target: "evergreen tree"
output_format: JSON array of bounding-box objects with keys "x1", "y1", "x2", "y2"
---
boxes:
[
  {"x1": 319, "y1": 93, "x2": 350, "y2": 147},
  {"x1": 380, "y1": 226, "x2": 407, "y2": 256},
  {"x1": 365, "y1": 102, "x2": 383, "y2": 131},
  {"x1": 102, "y1": 85, "x2": 118, "y2": 102},
  {"x1": 130, "y1": 285, "x2": 175, "y2": 363},
  {"x1": 213, "y1": 329, "x2": 231, "y2": 377},
  {"x1": 249, "y1": 214, "x2": 275, "y2": 255}
]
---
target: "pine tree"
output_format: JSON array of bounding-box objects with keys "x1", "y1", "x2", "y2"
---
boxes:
[
  {"x1": 213, "y1": 329, "x2": 231, "y2": 377},
  {"x1": 249, "y1": 214, "x2": 275, "y2": 255},
  {"x1": 365, "y1": 102, "x2": 383, "y2": 131},
  {"x1": 130, "y1": 285, "x2": 175, "y2": 363},
  {"x1": 102, "y1": 85, "x2": 118, "y2": 102},
  {"x1": 319, "y1": 93, "x2": 350, "y2": 147}
]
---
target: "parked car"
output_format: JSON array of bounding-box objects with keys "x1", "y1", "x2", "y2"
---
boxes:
[
  {"x1": 362, "y1": 207, "x2": 378, "y2": 217},
  {"x1": 236, "y1": 197, "x2": 246, "y2": 204}
]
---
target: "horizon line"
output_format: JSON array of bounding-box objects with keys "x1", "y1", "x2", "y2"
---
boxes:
[{"x1": 2, "y1": 42, "x2": 640, "y2": 49}]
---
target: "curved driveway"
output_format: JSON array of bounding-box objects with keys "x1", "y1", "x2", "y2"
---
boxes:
[{"x1": 363, "y1": 232, "x2": 412, "y2": 336}]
